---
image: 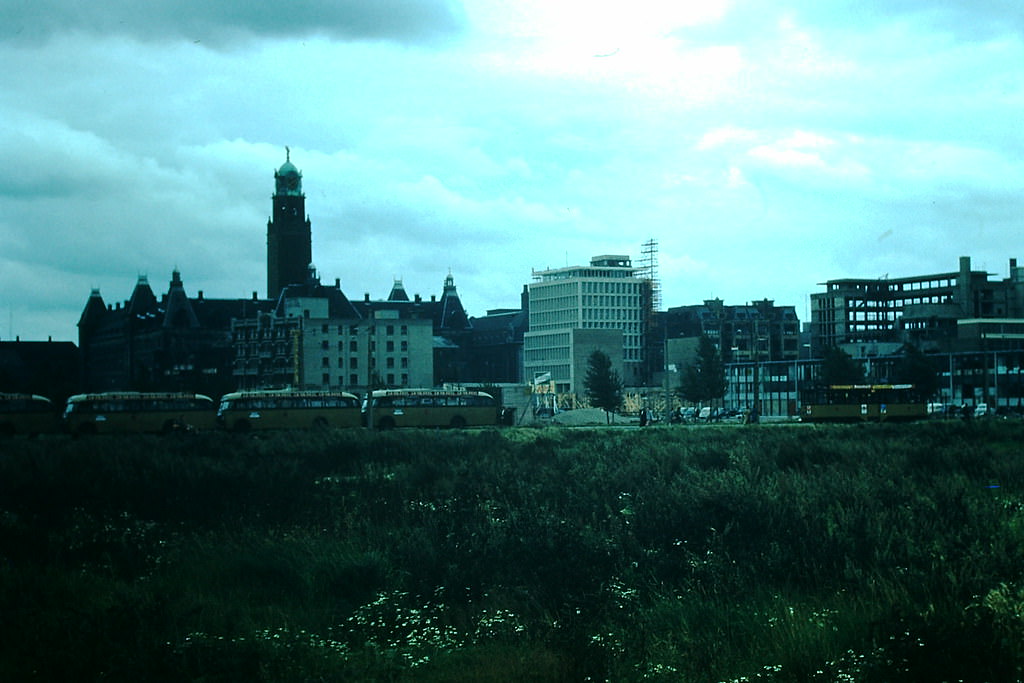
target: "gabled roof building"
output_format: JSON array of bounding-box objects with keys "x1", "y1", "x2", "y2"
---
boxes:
[{"x1": 78, "y1": 271, "x2": 273, "y2": 396}]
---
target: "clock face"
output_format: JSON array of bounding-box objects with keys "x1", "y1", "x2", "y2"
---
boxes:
[{"x1": 287, "y1": 176, "x2": 299, "y2": 191}]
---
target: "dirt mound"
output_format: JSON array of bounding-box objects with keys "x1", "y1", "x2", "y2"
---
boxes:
[{"x1": 551, "y1": 408, "x2": 635, "y2": 426}]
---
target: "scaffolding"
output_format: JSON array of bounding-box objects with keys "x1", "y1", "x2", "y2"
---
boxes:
[{"x1": 638, "y1": 238, "x2": 661, "y2": 312}]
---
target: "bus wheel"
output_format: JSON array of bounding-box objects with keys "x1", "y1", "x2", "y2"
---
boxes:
[
  {"x1": 450, "y1": 416, "x2": 467, "y2": 429},
  {"x1": 232, "y1": 420, "x2": 251, "y2": 433},
  {"x1": 312, "y1": 417, "x2": 329, "y2": 430},
  {"x1": 78, "y1": 423, "x2": 97, "y2": 436},
  {"x1": 377, "y1": 417, "x2": 395, "y2": 431}
]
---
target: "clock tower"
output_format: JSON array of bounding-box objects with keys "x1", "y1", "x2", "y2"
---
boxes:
[{"x1": 267, "y1": 147, "x2": 313, "y2": 299}]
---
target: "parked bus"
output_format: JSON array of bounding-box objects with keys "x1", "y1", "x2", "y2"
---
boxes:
[
  {"x1": 802, "y1": 384, "x2": 928, "y2": 423},
  {"x1": 363, "y1": 388, "x2": 500, "y2": 429},
  {"x1": 217, "y1": 389, "x2": 361, "y2": 432},
  {"x1": 0, "y1": 393, "x2": 61, "y2": 436},
  {"x1": 63, "y1": 392, "x2": 216, "y2": 435}
]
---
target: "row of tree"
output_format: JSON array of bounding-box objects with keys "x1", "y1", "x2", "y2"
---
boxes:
[{"x1": 583, "y1": 337, "x2": 942, "y2": 420}]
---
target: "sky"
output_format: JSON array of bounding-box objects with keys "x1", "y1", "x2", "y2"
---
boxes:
[{"x1": 2, "y1": 0, "x2": 1023, "y2": 342}]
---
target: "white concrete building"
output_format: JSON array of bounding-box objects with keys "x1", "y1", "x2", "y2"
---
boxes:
[{"x1": 525, "y1": 255, "x2": 647, "y2": 394}]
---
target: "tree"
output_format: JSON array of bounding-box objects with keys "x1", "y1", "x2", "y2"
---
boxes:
[
  {"x1": 677, "y1": 335, "x2": 727, "y2": 406},
  {"x1": 584, "y1": 349, "x2": 624, "y2": 424},
  {"x1": 892, "y1": 343, "x2": 940, "y2": 400},
  {"x1": 819, "y1": 346, "x2": 865, "y2": 386}
]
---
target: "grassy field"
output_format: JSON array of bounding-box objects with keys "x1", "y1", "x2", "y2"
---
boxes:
[{"x1": 2, "y1": 421, "x2": 1024, "y2": 681}]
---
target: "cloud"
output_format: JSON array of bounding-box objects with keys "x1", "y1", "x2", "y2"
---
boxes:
[
  {"x1": 3, "y1": 1, "x2": 1024, "y2": 345},
  {"x1": 0, "y1": 0, "x2": 466, "y2": 46}
]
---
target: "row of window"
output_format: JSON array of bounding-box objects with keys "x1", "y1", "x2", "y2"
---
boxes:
[
  {"x1": 319, "y1": 340, "x2": 408, "y2": 352},
  {"x1": 223, "y1": 396, "x2": 359, "y2": 410},
  {"x1": 374, "y1": 395, "x2": 494, "y2": 408},
  {"x1": 582, "y1": 307, "x2": 641, "y2": 322},
  {"x1": 312, "y1": 324, "x2": 409, "y2": 336},
  {"x1": 320, "y1": 356, "x2": 409, "y2": 369},
  {"x1": 321, "y1": 373, "x2": 409, "y2": 387},
  {"x1": 233, "y1": 326, "x2": 297, "y2": 341}
]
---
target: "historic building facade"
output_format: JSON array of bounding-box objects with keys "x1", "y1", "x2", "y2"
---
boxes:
[
  {"x1": 231, "y1": 269, "x2": 435, "y2": 391},
  {"x1": 77, "y1": 271, "x2": 271, "y2": 396}
]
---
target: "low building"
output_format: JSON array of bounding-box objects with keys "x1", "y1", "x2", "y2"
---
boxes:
[
  {"x1": 465, "y1": 289, "x2": 528, "y2": 385},
  {"x1": 0, "y1": 339, "x2": 81, "y2": 403},
  {"x1": 662, "y1": 298, "x2": 801, "y2": 364}
]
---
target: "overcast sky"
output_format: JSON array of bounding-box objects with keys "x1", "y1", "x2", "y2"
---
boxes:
[{"x1": 3, "y1": 1, "x2": 1023, "y2": 342}]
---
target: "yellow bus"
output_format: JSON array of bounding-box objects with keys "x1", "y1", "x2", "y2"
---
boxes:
[
  {"x1": 0, "y1": 393, "x2": 62, "y2": 436},
  {"x1": 63, "y1": 392, "x2": 216, "y2": 435},
  {"x1": 802, "y1": 384, "x2": 928, "y2": 423},
  {"x1": 363, "y1": 388, "x2": 499, "y2": 430},
  {"x1": 217, "y1": 389, "x2": 361, "y2": 432}
]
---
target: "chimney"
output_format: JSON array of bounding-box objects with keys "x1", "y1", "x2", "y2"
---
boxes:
[
  {"x1": 197, "y1": 290, "x2": 204, "y2": 301},
  {"x1": 335, "y1": 278, "x2": 340, "y2": 289},
  {"x1": 252, "y1": 291, "x2": 258, "y2": 301},
  {"x1": 431, "y1": 295, "x2": 436, "y2": 302},
  {"x1": 414, "y1": 294, "x2": 422, "y2": 303},
  {"x1": 1011, "y1": 258, "x2": 1017, "y2": 269},
  {"x1": 364, "y1": 293, "x2": 370, "y2": 302}
]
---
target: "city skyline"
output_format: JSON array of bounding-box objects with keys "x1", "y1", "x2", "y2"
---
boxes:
[{"x1": 3, "y1": 1, "x2": 1023, "y2": 342}]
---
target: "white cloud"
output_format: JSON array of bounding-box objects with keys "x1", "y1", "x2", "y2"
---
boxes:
[{"x1": 2, "y1": 1, "x2": 1024, "y2": 344}]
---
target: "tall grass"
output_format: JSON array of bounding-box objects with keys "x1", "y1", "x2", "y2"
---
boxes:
[{"x1": 1, "y1": 422, "x2": 1023, "y2": 681}]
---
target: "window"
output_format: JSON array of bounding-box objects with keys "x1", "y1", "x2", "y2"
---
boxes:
[
  {"x1": 350, "y1": 357, "x2": 358, "y2": 369},
  {"x1": 350, "y1": 340, "x2": 358, "y2": 352},
  {"x1": 386, "y1": 341, "x2": 395, "y2": 352}
]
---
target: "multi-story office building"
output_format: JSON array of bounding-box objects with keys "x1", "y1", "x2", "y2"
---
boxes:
[
  {"x1": 811, "y1": 256, "x2": 1024, "y2": 356},
  {"x1": 524, "y1": 255, "x2": 648, "y2": 393}
]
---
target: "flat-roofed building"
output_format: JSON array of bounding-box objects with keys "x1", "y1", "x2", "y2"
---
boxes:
[{"x1": 525, "y1": 255, "x2": 647, "y2": 394}]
